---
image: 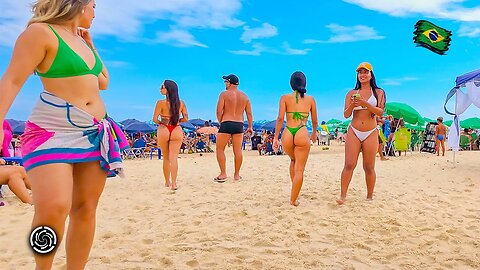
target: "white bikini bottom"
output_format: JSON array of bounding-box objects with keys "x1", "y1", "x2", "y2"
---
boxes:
[{"x1": 349, "y1": 125, "x2": 377, "y2": 142}]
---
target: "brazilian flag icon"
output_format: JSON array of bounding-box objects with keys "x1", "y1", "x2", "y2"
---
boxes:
[{"x1": 413, "y1": 20, "x2": 452, "y2": 55}]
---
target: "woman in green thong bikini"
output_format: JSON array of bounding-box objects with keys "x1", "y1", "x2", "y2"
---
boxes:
[{"x1": 273, "y1": 71, "x2": 318, "y2": 206}]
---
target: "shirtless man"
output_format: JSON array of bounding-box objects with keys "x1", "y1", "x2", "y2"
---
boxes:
[
  {"x1": 0, "y1": 158, "x2": 33, "y2": 204},
  {"x1": 435, "y1": 117, "x2": 447, "y2": 156},
  {"x1": 214, "y1": 74, "x2": 253, "y2": 182}
]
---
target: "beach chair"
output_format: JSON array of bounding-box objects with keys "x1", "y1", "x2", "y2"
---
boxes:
[
  {"x1": 123, "y1": 138, "x2": 146, "y2": 159},
  {"x1": 459, "y1": 135, "x2": 472, "y2": 150},
  {"x1": 393, "y1": 127, "x2": 411, "y2": 155},
  {"x1": 149, "y1": 147, "x2": 162, "y2": 160}
]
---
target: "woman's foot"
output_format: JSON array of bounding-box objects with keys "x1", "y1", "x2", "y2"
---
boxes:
[
  {"x1": 336, "y1": 197, "x2": 347, "y2": 205},
  {"x1": 214, "y1": 175, "x2": 227, "y2": 183},
  {"x1": 165, "y1": 181, "x2": 171, "y2": 187},
  {"x1": 234, "y1": 175, "x2": 242, "y2": 181},
  {"x1": 171, "y1": 184, "x2": 178, "y2": 191},
  {"x1": 290, "y1": 200, "x2": 300, "y2": 207},
  {"x1": 380, "y1": 157, "x2": 389, "y2": 161}
]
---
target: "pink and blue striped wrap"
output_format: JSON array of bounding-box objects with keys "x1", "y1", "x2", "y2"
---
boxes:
[{"x1": 20, "y1": 92, "x2": 129, "y2": 177}]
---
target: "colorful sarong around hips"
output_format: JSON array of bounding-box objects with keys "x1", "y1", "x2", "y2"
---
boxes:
[{"x1": 20, "y1": 92, "x2": 129, "y2": 177}]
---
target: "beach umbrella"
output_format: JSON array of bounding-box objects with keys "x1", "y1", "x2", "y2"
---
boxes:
[
  {"x1": 260, "y1": 120, "x2": 285, "y2": 131},
  {"x1": 326, "y1": 119, "x2": 342, "y2": 125},
  {"x1": 180, "y1": 121, "x2": 195, "y2": 130},
  {"x1": 124, "y1": 121, "x2": 156, "y2": 133},
  {"x1": 6, "y1": 119, "x2": 26, "y2": 135},
  {"x1": 385, "y1": 102, "x2": 425, "y2": 125},
  {"x1": 404, "y1": 123, "x2": 424, "y2": 131},
  {"x1": 339, "y1": 120, "x2": 351, "y2": 127},
  {"x1": 189, "y1": 118, "x2": 207, "y2": 127},
  {"x1": 120, "y1": 118, "x2": 140, "y2": 126},
  {"x1": 197, "y1": 126, "x2": 219, "y2": 134},
  {"x1": 460, "y1": 117, "x2": 480, "y2": 129},
  {"x1": 252, "y1": 120, "x2": 268, "y2": 130},
  {"x1": 423, "y1": 117, "x2": 436, "y2": 123},
  {"x1": 444, "y1": 120, "x2": 453, "y2": 127}
]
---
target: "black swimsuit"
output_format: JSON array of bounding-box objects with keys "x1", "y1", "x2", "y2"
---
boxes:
[{"x1": 218, "y1": 121, "x2": 244, "y2": 134}]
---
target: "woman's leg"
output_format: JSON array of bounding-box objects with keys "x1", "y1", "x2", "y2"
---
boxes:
[
  {"x1": 29, "y1": 164, "x2": 74, "y2": 270},
  {"x1": 337, "y1": 127, "x2": 362, "y2": 204},
  {"x1": 157, "y1": 127, "x2": 171, "y2": 187},
  {"x1": 66, "y1": 161, "x2": 107, "y2": 270},
  {"x1": 290, "y1": 128, "x2": 311, "y2": 206},
  {"x1": 168, "y1": 128, "x2": 183, "y2": 190},
  {"x1": 0, "y1": 166, "x2": 33, "y2": 204},
  {"x1": 361, "y1": 130, "x2": 379, "y2": 200},
  {"x1": 281, "y1": 132, "x2": 295, "y2": 183}
]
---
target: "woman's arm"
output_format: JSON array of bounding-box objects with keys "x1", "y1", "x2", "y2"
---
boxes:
[
  {"x1": 78, "y1": 28, "x2": 109, "y2": 90},
  {"x1": 310, "y1": 97, "x2": 318, "y2": 141},
  {"x1": 0, "y1": 24, "x2": 48, "y2": 144},
  {"x1": 343, "y1": 90, "x2": 356, "y2": 118},
  {"x1": 274, "y1": 96, "x2": 286, "y2": 141},
  {"x1": 362, "y1": 89, "x2": 385, "y2": 117},
  {"x1": 179, "y1": 101, "x2": 189, "y2": 122},
  {"x1": 152, "y1": 101, "x2": 161, "y2": 125}
]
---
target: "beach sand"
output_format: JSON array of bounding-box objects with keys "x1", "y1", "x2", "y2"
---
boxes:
[{"x1": 0, "y1": 143, "x2": 478, "y2": 269}]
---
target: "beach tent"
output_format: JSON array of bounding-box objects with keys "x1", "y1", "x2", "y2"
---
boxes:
[{"x1": 444, "y1": 69, "x2": 480, "y2": 152}]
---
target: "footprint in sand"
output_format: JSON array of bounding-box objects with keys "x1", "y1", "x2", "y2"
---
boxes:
[{"x1": 186, "y1": 260, "x2": 199, "y2": 268}]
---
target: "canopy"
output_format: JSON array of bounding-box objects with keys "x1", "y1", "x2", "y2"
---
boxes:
[
  {"x1": 385, "y1": 102, "x2": 425, "y2": 125},
  {"x1": 124, "y1": 121, "x2": 156, "y2": 133},
  {"x1": 180, "y1": 121, "x2": 196, "y2": 130},
  {"x1": 444, "y1": 69, "x2": 480, "y2": 151},
  {"x1": 326, "y1": 119, "x2": 342, "y2": 125},
  {"x1": 460, "y1": 117, "x2": 480, "y2": 129},
  {"x1": 260, "y1": 120, "x2": 285, "y2": 131},
  {"x1": 188, "y1": 118, "x2": 207, "y2": 127}
]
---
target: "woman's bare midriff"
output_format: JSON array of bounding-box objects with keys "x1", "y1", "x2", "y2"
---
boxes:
[
  {"x1": 41, "y1": 75, "x2": 106, "y2": 119},
  {"x1": 351, "y1": 110, "x2": 377, "y2": 131}
]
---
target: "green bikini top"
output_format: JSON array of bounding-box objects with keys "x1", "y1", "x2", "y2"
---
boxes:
[
  {"x1": 36, "y1": 24, "x2": 102, "y2": 78},
  {"x1": 286, "y1": 91, "x2": 309, "y2": 121}
]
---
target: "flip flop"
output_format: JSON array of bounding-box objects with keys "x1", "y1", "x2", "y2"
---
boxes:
[{"x1": 213, "y1": 176, "x2": 227, "y2": 183}]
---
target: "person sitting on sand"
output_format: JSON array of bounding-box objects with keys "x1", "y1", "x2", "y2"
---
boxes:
[{"x1": 0, "y1": 158, "x2": 33, "y2": 205}]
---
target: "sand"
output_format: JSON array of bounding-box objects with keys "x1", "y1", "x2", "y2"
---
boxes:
[{"x1": 0, "y1": 143, "x2": 479, "y2": 269}]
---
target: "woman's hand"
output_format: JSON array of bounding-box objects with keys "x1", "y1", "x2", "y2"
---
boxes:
[
  {"x1": 273, "y1": 138, "x2": 279, "y2": 152},
  {"x1": 78, "y1": 28, "x2": 94, "y2": 49},
  {"x1": 310, "y1": 131, "x2": 318, "y2": 143}
]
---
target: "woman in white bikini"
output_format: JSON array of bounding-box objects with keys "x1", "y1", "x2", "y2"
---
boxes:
[{"x1": 337, "y1": 62, "x2": 386, "y2": 205}]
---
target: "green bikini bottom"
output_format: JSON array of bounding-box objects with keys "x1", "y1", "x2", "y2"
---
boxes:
[{"x1": 286, "y1": 125, "x2": 306, "y2": 137}]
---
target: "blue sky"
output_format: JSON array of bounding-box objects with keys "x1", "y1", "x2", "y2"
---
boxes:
[{"x1": 1, "y1": 0, "x2": 479, "y2": 123}]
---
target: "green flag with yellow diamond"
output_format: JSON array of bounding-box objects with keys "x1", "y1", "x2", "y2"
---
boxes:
[{"x1": 413, "y1": 20, "x2": 452, "y2": 55}]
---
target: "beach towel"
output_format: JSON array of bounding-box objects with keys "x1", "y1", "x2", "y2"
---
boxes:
[{"x1": 20, "y1": 92, "x2": 129, "y2": 177}]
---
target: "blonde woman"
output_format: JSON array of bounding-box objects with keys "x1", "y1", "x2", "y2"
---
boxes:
[{"x1": 0, "y1": 0, "x2": 128, "y2": 268}]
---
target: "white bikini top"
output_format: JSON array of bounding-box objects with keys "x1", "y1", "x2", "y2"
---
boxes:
[{"x1": 353, "y1": 88, "x2": 377, "y2": 110}]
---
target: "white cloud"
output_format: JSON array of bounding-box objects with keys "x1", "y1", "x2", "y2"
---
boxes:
[
  {"x1": 156, "y1": 29, "x2": 207, "y2": 48},
  {"x1": 343, "y1": 0, "x2": 480, "y2": 22},
  {"x1": 382, "y1": 77, "x2": 419, "y2": 86},
  {"x1": 0, "y1": 0, "x2": 243, "y2": 46},
  {"x1": 282, "y1": 42, "x2": 311, "y2": 55},
  {"x1": 304, "y1": 24, "x2": 384, "y2": 44},
  {"x1": 229, "y1": 43, "x2": 265, "y2": 56},
  {"x1": 240, "y1": 22, "x2": 278, "y2": 43},
  {"x1": 458, "y1": 24, "x2": 480, "y2": 37}
]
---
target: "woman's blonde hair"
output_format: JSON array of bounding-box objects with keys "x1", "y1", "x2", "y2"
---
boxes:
[{"x1": 28, "y1": 0, "x2": 91, "y2": 26}]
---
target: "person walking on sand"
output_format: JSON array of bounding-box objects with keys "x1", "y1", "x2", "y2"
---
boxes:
[
  {"x1": 0, "y1": 0, "x2": 129, "y2": 268},
  {"x1": 273, "y1": 71, "x2": 318, "y2": 206},
  {"x1": 435, "y1": 117, "x2": 447, "y2": 156},
  {"x1": 214, "y1": 74, "x2": 253, "y2": 182},
  {"x1": 337, "y1": 62, "x2": 386, "y2": 205},
  {"x1": 152, "y1": 80, "x2": 188, "y2": 190}
]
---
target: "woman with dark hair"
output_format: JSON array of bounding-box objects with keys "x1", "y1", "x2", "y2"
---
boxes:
[
  {"x1": 273, "y1": 71, "x2": 318, "y2": 206},
  {"x1": 153, "y1": 80, "x2": 188, "y2": 190},
  {"x1": 337, "y1": 62, "x2": 386, "y2": 205}
]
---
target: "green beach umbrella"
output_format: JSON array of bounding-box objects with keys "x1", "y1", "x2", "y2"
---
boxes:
[
  {"x1": 423, "y1": 117, "x2": 435, "y2": 123},
  {"x1": 385, "y1": 102, "x2": 425, "y2": 125},
  {"x1": 404, "y1": 123, "x2": 424, "y2": 131},
  {"x1": 444, "y1": 120, "x2": 453, "y2": 127},
  {"x1": 326, "y1": 119, "x2": 342, "y2": 125},
  {"x1": 339, "y1": 119, "x2": 351, "y2": 127},
  {"x1": 460, "y1": 117, "x2": 480, "y2": 129}
]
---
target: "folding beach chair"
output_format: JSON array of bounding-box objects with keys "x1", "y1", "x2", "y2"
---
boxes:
[
  {"x1": 392, "y1": 127, "x2": 411, "y2": 155},
  {"x1": 459, "y1": 135, "x2": 472, "y2": 150}
]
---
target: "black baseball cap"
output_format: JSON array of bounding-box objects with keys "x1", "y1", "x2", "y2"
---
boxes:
[{"x1": 222, "y1": 74, "x2": 239, "y2": 85}]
